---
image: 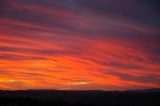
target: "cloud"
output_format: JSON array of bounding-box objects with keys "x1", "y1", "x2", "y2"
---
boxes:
[{"x1": 0, "y1": 0, "x2": 159, "y2": 90}]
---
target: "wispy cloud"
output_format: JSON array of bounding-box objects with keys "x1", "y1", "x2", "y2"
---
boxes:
[{"x1": 0, "y1": 0, "x2": 159, "y2": 90}]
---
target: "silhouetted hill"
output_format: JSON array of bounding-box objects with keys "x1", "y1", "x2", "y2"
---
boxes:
[{"x1": 0, "y1": 88, "x2": 160, "y2": 106}]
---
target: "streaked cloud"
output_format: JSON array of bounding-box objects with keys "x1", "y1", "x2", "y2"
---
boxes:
[{"x1": 0, "y1": 0, "x2": 159, "y2": 90}]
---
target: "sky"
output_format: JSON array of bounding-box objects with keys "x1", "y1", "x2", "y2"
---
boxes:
[{"x1": 0, "y1": 0, "x2": 160, "y2": 90}]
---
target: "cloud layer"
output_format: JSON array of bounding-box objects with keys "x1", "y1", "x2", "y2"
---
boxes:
[{"x1": 0, "y1": 0, "x2": 160, "y2": 90}]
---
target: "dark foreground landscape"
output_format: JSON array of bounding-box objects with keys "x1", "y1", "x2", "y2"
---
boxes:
[{"x1": 0, "y1": 89, "x2": 160, "y2": 106}]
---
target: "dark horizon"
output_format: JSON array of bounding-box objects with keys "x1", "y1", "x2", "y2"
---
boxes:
[
  {"x1": 0, "y1": 88, "x2": 160, "y2": 106},
  {"x1": 1, "y1": 87, "x2": 160, "y2": 92}
]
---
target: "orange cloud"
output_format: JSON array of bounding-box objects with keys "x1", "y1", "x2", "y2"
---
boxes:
[{"x1": 0, "y1": 0, "x2": 159, "y2": 90}]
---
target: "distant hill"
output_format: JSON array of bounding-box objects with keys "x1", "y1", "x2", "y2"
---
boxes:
[
  {"x1": 0, "y1": 88, "x2": 160, "y2": 106},
  {"x1": 133, "y1": 88, "x2": 160, "y2": 93}
]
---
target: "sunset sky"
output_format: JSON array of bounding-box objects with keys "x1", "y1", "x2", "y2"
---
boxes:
[{"x1": 0, "y1": 0, "x2": 160, "y2": 90}]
